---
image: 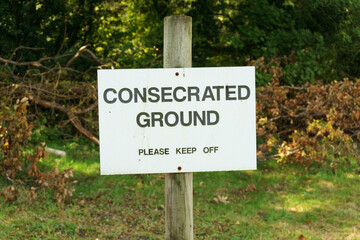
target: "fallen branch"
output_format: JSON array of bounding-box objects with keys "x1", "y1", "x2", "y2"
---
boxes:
[
  {"x1": 74, "y1": 102, "x2": 98, "y2": 115},
  {"x1": 0, "y1": 56, "x2": 49, "y2": 70},
  {"x1": 66, "y1": 45, "x2": 105, "y2": 67},
  {"x1": 0, "y1": 53, "x2": 72, "y2": 70},
  {"x1": 66, "y1": 45, "x2": 90, "y2": 67},
  {"x1": 28, "y1": 95, "x2": 99, "y2": 145}
]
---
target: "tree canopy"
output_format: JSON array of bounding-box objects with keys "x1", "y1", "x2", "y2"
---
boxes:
[{"x1": 1, "y1": 0, "x2": 360, "y2": 85}]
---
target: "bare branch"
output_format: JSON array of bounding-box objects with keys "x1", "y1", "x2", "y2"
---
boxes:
[
  {"x1": 0, "y1": 56, "x2": 50, "y2": 70},
  {"x1": 65, "y1": 45, "x2": 90, "y2": 67},
  {"x1": 28, "y1": 95, "x2": 99, "y2": 145},
  {"x1": 0, "y1": 53, "x2": 72, "y2": 70},
  {"x1": 74, "y1": 102, "x2": 98, "y2": 115}
]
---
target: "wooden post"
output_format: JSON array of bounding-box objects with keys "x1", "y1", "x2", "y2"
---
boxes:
[{"x1": 164, "y1": 15, "x2": 193, "y2": 240}]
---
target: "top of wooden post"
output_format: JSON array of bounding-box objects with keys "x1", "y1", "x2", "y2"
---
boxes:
[{"x1": 163, "y1": 15, "x2": 192, "y2": 68}]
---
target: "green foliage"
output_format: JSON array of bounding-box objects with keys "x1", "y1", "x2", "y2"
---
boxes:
[
  {"x1": 1, "y1": 0, "x2": 359, "y2": 85},
  {"x1": 91, "y1": 1, "x2": 163, "y2": 68},
  {"x1": 90, "y1": 0, "x2": 360, "y2": 85},
  {"x1": 31, "y1": 118, "x2": 63, "y2": 144},
  {"x1": 0, "y1": 0, "x2": 103, "y2": 61}
]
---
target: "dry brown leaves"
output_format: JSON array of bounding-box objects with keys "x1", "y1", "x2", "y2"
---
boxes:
[
  {"x1": 1, "y1": 185, "x2": 18, "y2": 203},
  {"x1": 0, "y1": 99, "x2": 75, "y2": 204},
  {"x1": 256, "y1": 65, "x2": 360, "y2": 170}
]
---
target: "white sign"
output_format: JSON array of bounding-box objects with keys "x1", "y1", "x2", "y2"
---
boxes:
[{"x1": 98, "y1": 67, "x2": 256, "y2": 175}]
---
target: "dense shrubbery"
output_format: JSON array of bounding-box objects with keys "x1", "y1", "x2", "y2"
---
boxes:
[{"x1": 1, "y1": 53, "x2": 359, "y2": 175}]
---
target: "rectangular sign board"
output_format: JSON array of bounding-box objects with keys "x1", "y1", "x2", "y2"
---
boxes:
[{"x1": 98, "y1": 67, "x2": 256, "y2": 175}]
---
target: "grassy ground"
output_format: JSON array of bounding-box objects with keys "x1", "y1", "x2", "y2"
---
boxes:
[{"x1": 1, "y1": 138, "x2": 360, "y2": 239}]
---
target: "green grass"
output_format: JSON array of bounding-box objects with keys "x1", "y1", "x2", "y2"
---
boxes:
[{"x1": 1, "y1": 138, "x2": 360, "y2": 239}]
